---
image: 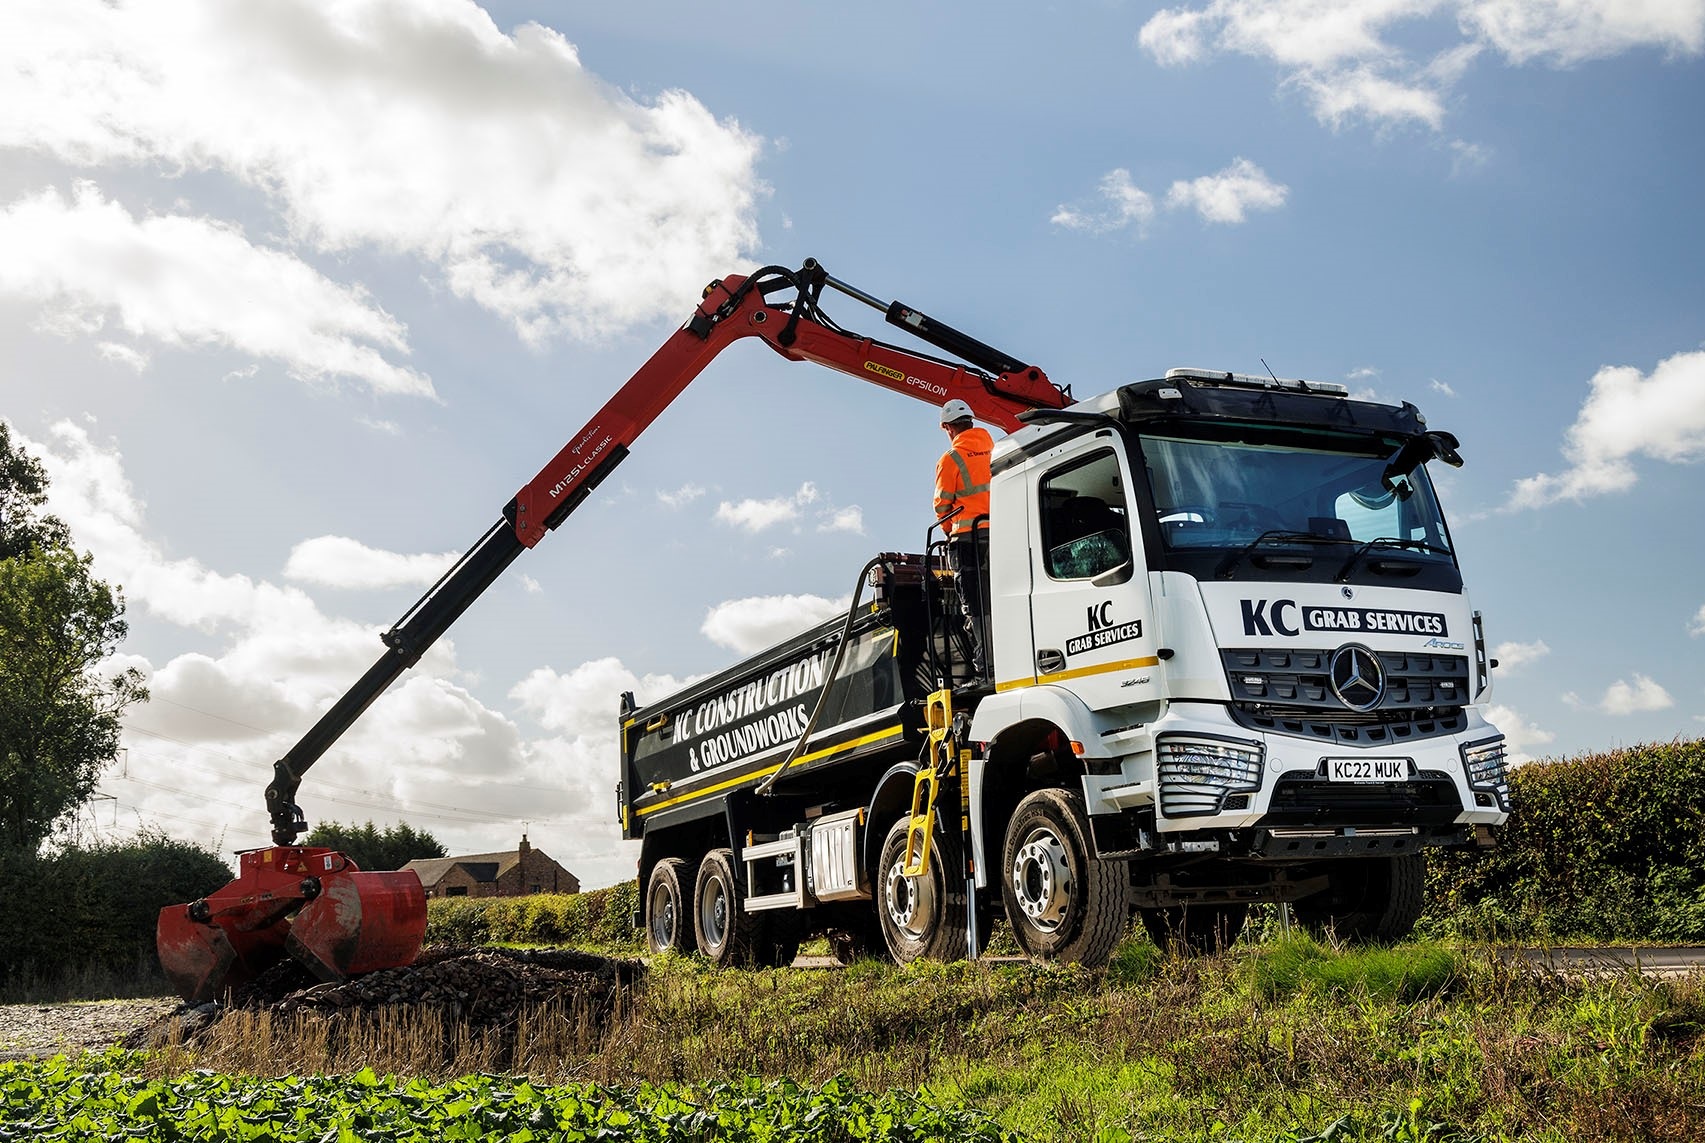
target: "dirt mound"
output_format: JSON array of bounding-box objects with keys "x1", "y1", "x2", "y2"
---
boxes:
[{"x1": 127, "y1": 945, "x2": 645, "y2": 1049}]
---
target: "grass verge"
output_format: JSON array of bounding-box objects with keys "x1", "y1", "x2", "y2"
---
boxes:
[{"x1": 125, "y1": 930, "x2": 1705, "y2": 1141}]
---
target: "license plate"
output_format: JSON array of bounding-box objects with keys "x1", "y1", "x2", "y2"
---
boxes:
[{"x1": 1325, "y1": 757, "x2": 1409, "y2": 783}]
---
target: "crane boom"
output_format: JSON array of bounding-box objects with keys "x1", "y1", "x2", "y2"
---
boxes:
[
  {"x1": 263, "y1": 259, "x2": 1068, "y2": 846},
  {"x1": 163, "y1": 257, "x2": 1068, "y2": 1003}
]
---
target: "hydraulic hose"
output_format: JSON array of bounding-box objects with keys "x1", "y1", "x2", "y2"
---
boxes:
[{"x1": 756, "y1": 555, "x2": 886, "y2": 796}]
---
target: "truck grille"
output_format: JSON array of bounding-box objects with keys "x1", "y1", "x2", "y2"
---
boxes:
[{"x1": 1221, "y1": 647, "x2": 1468, "y2": 744}]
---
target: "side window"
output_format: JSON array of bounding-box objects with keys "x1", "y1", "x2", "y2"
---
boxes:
[{"x1": 1039, "y1": 450, "x2": 1132, "y2": 581}]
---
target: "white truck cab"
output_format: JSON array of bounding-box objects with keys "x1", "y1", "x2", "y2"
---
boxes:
[{"x1": 966, "y1": 368, "x2": 1507, "y2": 949}]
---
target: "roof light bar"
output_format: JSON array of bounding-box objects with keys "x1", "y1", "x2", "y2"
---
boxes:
[{"x1": 1165, "y1": 367, "x2": 1349, "y2": 397}]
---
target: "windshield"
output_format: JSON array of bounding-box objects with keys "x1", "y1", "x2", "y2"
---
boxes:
[{"x1": 1141, "y1": 435, "x2": 1454, "y2": 557}]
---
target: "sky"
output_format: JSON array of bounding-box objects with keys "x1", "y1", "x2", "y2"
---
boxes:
[{"x1": 3, "y1": 0, "x2": 1703, "y2": 888}]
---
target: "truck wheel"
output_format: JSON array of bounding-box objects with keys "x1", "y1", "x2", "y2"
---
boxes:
[
  {"x1": 1293, "y1": 853, "x2": 1425, "y2": 943},
  {"x1": 1001, "y1": 788, "x2": 1127, "y2": 966},
  {"x1": 1140, "y1": 904, "x2": 1248, "y2": 955},
  {"x1": 693, "y1": 849, "x2": 761, "y2": 967},
  {"x1": 877, "y1": 817, "x2": 968, "y2": 963},
  {"x1": 644, "y1": 857, "x2": 690, "y2": 955}
]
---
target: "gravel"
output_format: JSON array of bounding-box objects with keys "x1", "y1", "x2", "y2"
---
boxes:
[{"x1": 0, "y1": 997, "x2": 177, "y2": 1060}]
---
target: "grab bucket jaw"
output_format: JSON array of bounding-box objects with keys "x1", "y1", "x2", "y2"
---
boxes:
[
  {"x1": 156, "y1": 846, "x2": 427, "y2": 1004},
  {"x1": 288, "y1": 871, "x2": 428, "y2": 982}
]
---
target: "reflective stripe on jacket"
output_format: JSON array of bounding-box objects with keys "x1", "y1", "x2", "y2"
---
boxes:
[{"x1": 934, "y1": 427, "x2": 993, "y2": 535}]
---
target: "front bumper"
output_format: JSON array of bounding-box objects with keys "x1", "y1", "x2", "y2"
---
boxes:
[{"x1": 1081, "y1": 704, "x2": 1510, "y2": 845}]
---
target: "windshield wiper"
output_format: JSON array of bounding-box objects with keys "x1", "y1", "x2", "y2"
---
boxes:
[
  {"x1": 1333, "y1": 536, "x2": 1452, "y2": 583},
  {"x1": 1215, "y1": 530, "x2": 1356, "y2": 579}
]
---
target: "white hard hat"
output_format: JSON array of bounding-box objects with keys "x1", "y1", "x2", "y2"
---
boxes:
[{"x1": 940, "y1": 399, "x2": 974, "y2": 425}]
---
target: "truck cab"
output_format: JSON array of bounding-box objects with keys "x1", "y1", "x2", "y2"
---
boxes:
[{"x1": 967, "y1": 368, "x2": 1507, "y2": 952}]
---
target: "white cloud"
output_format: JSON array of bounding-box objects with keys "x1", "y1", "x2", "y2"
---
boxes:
[
  {"x1": 510, "y1": 658, "x2": 686, "y2": 739},
  {"x1": 1051, "y1": 169, "x2": 1156, "y2": 235},
  {"x1": 0, "y1": 0, "x2": 765, "y2": 345},
  {"x1": 1429, "y1": 378, "x2": 1458, "y2": 397},
  {"x1": 1461, "y1": 0, "x2": 1705, "y2": 64},
  {"x1": 1492, "y1": 639, "x2": 1550, "y2": 671},
  {"x1": 1565, "y1": 674, "x2": 1675, "y2": 715},
  {"x1": 1054, "y1": 160, "x2": 1286, "y2": 235},
  {"x1": 1691, "y1": 604, "x2": 1705, "y2": 637},
  {"x1": 1291, "y1": 64, "x2": 1448, "y2": 130},
  {"x1": 1506, "y1": 349, "x2": 1705, "y2": 509},
  {"x1": 19, "y1": 419, "x2": 645, "y2": 883},
  {"x1": 1164, "y1": 158, "x2": 1288, "y2": 224},
  {"x1": 1137, "y1": 0, "x2": 1705, "y2": 131},
  {"x1": 1344, "y1": 367, "x2": 1384, "y2": 402},
  {"x1": 714, "y1": 482, "x2": 819, "y2": 533},
  {"x1": 0, "y1": 183, "x2": 431, "y2": 396},
  {"x1": 657, "y1": 483, "x2": 706, "y2": 509},
  {"x1": 96, "y1": 341, "x2": 149, "y2": 372},
  {"x1": 283, "y1": 536, "x2": 459, "y2": 590},
  {"x1": 817, "y1": 506, "x2": 865, "y2": 534},
  {"x1": 701, "y1": 593, "x2": 850, "y2": 655},
  {"x1": 1483, "y1": 703, "x2": 1555, "y2": 765},
  {"x1": 1449, "y1": 139, "x2": 1494, "y2": 174}
]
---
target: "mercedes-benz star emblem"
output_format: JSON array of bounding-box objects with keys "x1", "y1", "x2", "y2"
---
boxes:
[{"x1": 1329, "y1": 644, "x2": 1386, "y2": 712}]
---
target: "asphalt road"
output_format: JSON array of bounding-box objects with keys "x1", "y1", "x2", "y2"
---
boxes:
[
  {"x1": 798, "y1": 947, "x2": 1705, "y2": 974},
  {"x1": 1501, "y1": 946, "x2": 1705, "y2": 977}
]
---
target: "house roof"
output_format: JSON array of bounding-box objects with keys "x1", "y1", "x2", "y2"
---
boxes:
[
  {"x1": 402, "y1": 843, "x2": 577, "y2": 889},
  {"x1": 403, "y1": 850, "x2": 520, "y2": 886}
]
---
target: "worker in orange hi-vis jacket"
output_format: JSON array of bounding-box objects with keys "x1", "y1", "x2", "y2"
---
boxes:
[{"x1": 934, "y1": 398, "x2": 994, "y2": 678}]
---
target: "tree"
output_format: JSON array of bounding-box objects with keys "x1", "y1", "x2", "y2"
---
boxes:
[
  {"x1": 303, "y1": 819, "x2": 448, "y2": 871},
  {"x1": 0, "y1": 423, "x2": 147, "y2": 856}
]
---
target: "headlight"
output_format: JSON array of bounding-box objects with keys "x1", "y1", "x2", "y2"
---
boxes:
[
  {"x1": 1461, "y1": 737, "x2": 1510, "y2": 807},
  {"x1": 1157, "y1": 736, "x2": 1264, "y2": 817}
]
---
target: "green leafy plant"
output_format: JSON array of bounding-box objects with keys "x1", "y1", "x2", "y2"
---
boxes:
[{"x1": 0, "y1": 1054, "x2": 1015, "y2": 1142}]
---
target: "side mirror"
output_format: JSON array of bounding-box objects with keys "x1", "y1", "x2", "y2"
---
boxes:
[{"x1": 1383, "y1": 430, "x2": 1463, "y2": 492}]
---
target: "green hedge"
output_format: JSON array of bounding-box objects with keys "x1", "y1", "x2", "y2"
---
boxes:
[
  {"x1": 0, "y1": 833, "x2": 233, "y2": 999},
  {"x1": 1425, "y1": 738, "x2": 1705, "y2": 942},
  {"x1": 426, "y1": 880, "x2": 641, "y2": 950}
]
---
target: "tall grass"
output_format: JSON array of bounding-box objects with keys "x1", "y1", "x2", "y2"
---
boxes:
[{"x1": 146, "y1": 931, "x2": 1705, "y2": 1141}]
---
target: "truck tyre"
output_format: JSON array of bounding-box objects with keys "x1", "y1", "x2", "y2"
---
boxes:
[
  {"x1": 1001, "y1": 788, "x2": 1127, "y2": 966},
  {"x1": 1140, "y1": 904, "x2": 1248, "y2": 955},
  {"x1": 1292, "y1": 853, "x2": 1425, "y2": 943},
  {"x1": 692, "y1": 849, "x2": 762, "y2": 967},
  {"x1": 876, "y1": 817, "x2": 968, "y2": 963},
  {"x1": 644, "y1": 857, "x2": 691, "y2": 955}
]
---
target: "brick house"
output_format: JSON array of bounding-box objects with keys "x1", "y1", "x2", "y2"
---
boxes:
[{"x1": 403, "y1": 834, "x2": 579, "y2": 899}]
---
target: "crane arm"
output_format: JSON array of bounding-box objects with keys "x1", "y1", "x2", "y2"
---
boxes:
[{"x1": 264, "y1": 258, "x2": 1068, "y2": 843}]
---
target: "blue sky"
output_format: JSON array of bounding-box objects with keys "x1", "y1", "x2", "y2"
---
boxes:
[{"x1": 3, "y1": 0, "x2": 1702, "y2": 886}]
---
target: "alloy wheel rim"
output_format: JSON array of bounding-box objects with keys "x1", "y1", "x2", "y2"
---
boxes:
[
  {"x1": 884, "y1": 856, "x2": 935, "y2": 939},
  {"x1": 1011, "y1": 827, "x2": 1072, "y2": 932}
]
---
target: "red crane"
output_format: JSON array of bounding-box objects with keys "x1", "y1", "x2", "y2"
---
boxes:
[{"x1": 157, "y1": 258, "x2": 1070, "y2": 1002}]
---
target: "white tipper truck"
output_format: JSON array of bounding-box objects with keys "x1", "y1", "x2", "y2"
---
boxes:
[
  {"x1": 166, "y1": 257, "x2": 1511, "y2": 999},
  {"x1": 616, "y1": 283, "x2": 1511, "y2": 967}
]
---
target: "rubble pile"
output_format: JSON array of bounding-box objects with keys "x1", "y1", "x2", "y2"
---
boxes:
[
  {"x1": 243, "y1": 946, "x2": 643, "y2": 1026},
  {"x1": 127, "y1": 946, "x2": 645, "y2": 1048}
]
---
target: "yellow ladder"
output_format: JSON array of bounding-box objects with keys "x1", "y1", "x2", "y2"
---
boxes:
[{"x1": 902, "y1": 688, "x2": 956, "y2": 877}]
